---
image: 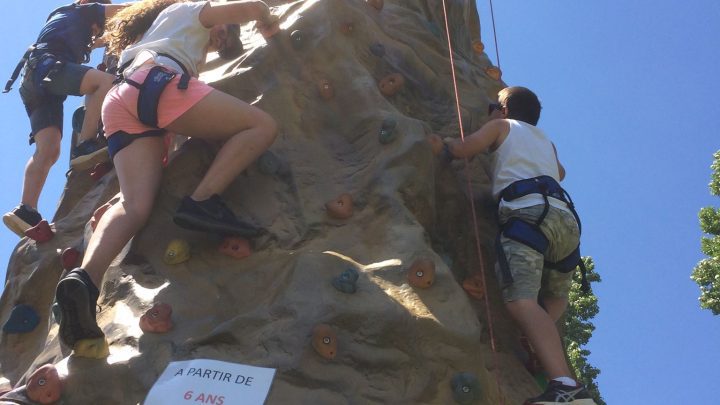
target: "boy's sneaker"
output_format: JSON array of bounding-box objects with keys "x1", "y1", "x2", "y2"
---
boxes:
[
  {"x1": 70, "y1": 139, "x2": 109, "y2": 170},
  {"x1": 3, "y1": 204, "x2": 42, "y2": 237},
  {"x1": 55, "y1": 268, "x2": 104, "y2": 348},
  {"x1": 173, "y1": 195, "x2": 261, "y2": 237},
  {"x1": 525, "y1": 380, "x2": 596, "y2": 404}
]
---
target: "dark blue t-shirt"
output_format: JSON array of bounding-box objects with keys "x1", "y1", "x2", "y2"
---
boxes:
[{"x1": 33, "y1": 3, "x2": 105, "y2": 64}]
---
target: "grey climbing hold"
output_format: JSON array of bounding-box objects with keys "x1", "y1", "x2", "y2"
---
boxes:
[
  {"x1": 51, "y1": 302, "x2": 62, "y2": 325},
  {"x1": 451, "y1": 372, "x2": 481, "y2": 404},
  {"x1": 369, "y1": 42, "x2": 385, "y2": 58},
  {"x1": 258, "y1": 151, "x2": 281, "y2": 175},
  {"x1": 290, "y1": 30, "x2": 304, "y2": 50},
  {"x1": 332, "y1": 267, "x2": 359, "y2": 294},
  {"x1": 379, "y1": 118, "x2": 398, "y2": 144},
  {"x1": 3, "y1": 304, "x2": 40, "y2": 334}
]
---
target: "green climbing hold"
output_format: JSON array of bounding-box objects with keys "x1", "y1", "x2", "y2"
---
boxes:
[
  {"x1": 332, "y1": 267, "x2": 359, "y2": 294},
  {"x1": 451, "y1": 372, "x2": 481, "y2": 404}
]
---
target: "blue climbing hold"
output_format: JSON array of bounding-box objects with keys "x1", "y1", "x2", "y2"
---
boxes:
[
  {"x1": 332, "y1": 267, "x2": 359, "y2": 294},
  {"x1": 3, "y1": 304, "x2": 40, "y2": 334},
  {"x1": 379, "y1": 118, "x2": 398, "y2": 144},
  {"x1": 451, "y1": 372, "x2": 481, "y2": 404},
  {"x1": 369, "y1": 42, "x2": 385, "y2": 58},
  {"x1": 258, "y1": 151, "x2": 281, "y2": 175}
]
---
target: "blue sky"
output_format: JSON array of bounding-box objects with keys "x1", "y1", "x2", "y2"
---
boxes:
[{"x1": 1, "y1": 1, "x2": 719, "y2": 403}]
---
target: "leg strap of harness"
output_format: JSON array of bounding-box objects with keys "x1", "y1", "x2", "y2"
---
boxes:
[
  {"x1": 495, "y1": 232, "x2": 514, "y2": 288},
  {"x1": 107, "y1": 130, "x2": 166, "y2": 159}
]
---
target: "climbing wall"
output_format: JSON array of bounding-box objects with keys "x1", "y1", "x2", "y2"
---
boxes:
[{"x1": 0, "y1": 1, "x2": 543, "y2": 403}]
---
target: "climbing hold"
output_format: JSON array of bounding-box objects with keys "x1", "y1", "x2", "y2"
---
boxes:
[
  {"x1": 485, "y1": 66, "x2": 502, "y2": 81},
  {"x1": 90, "y1": 202, "x2": 112, "y2": 231},
  {"x1": 290, "y1": 30, "x2": 304, "y2": 50},
  {"x1": 366, "y1": 0, "x2": 383, "y2": 12},
  {"x1": 472, "y1": 40, "x2": 485, "y2": 54},
  {"x1": 378, "y1": 118, "x2": 398, "y2": 144},
  {"x1": 73, "y1": 336, "x2": 110, "y2": 359},
  {"x1": 163, "y1": 239, "x2": 191, "y2": 265},
  {"x1": 90, "y1": 161, "x2": 113, "y2": 181},
  {"x1": 369, "y1": 42, "x2": 385, "y2": 58},
  {"x1": 317, "y1": 79, "x2": 334, "y2": 100},
  {"x1": 139, "y1": 303, "x2": 173, "y2": 333},
  {"x1": 218, "y1": 237, "x2": 252, "y2": 260},
  {"x1": 407, "y1": 258, "x2": 435, "y2": 289},
  {"x1": 340, "y1": 22, "x2": 354, "y2": 35},
  {"x1": 332, "y1": 267, "x2": 359, "y2": 294},
  {"x1": 311, "y1": 324, "x2": 337, "y2": 360},
  {"x1": 60, "y1": 247, "x2": 81, "y2": 271},
  {"x1": 325, "y1": 194, "x2": 353, "y2": 220},
  {"x1": 27, "y1": 364, "x2": 62, "y2": 405},
  {"x1": 257, "y1": 151, "x2": 281, "y2": 175},
  {"x1": 462, "y1": 273, "x2": 485, "y2": 301},
  {"x1": 2, "y1": 304, "x2": 40, "y2": 334},
  {"x1": 71, "y1": 106, "x2": 85, "y2": 135},
  {"x1": 25, "y1": 220, "x2": 54, "y2": 243},
  {"x1": 378, "y1": 73, "x2": 404, "y2": 97},
  {"x1": 450, "y1": 372, "x2": 481, "y2": 404}
]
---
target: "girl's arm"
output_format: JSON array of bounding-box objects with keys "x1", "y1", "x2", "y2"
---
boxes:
[{"x1": 199, "y1": 1, "x2": 272, "y2": 28}]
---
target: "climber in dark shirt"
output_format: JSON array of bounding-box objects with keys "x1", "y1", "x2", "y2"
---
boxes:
[{"x1": 2, "y1": 0, "x2": 125, "y2": 237}]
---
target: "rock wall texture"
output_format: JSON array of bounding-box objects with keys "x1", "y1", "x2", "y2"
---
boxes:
[{"x1": 0, "y1": 0, "x2": 542, "y2": 403}]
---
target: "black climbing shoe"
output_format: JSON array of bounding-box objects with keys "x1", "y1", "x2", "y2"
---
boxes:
[
  {"x1": 3, "y1": 204, "x2": 42, "y2": 237},
  {"x1": 70, "y1": 139, "x2": 109, "y2": 170},
  {"x1": 525, "y1": 380, "x2": 596, "y2": 405},
  {"x1": 55, "y1": 269, "x2": 104, "y2": 348},
  {"x1": 173, "y1": 195, "x2": 260, "y2": 237}
]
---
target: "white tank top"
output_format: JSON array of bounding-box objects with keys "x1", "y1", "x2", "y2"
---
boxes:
[
  {"x1": 119, "y1": 2, "x2": 210, "y2": 77},
  {"x1": 491, "y1": 119, "x2": 568, "y2": 212}
]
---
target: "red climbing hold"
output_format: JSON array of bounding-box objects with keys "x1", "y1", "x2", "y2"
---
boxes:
[
  {"x1": 462, "y1": 273, "x2": 485, "y2": 300},
  {"x1": 60, "y1": 247, "x2": 81, "y2": 271},
  {"x1": 218, "y1": 237, "x2": 252, "y2": 260},
  {"x1": 340, "y1": 22, "x2": 354, "y2": 35},
  {"x1": 312, "y1": 324, "x2": 337, "y2": 360},
  {"x1": 24, "y1": 220, "x2": 54, "y2": 243},
  {"x1": 90, "y1": 161, "x2": 113, "y2": 181},
  {"x1": 27, "y1": 364, "x2": 62, "y2": 405},
  {"x1": 366, "y1": 0, "x2": 383, "y2": 12},
  {"x1": 407, "y1": 258, "x2": 435, "y2": 289},
  {"x1": 325, "y1": 194, "x2": 353, "y2": 220},
  {"x1": 378, "y1": 73, "x2": 404, "y2": 97},
  {"x1": 318, "y1": 79, "x2": 334, "y2": 100},
  {"x1": 139, "y1": 303, "x2": 173, "y2": 333}
]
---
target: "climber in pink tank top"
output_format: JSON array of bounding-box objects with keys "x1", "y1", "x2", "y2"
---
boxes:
[{"x1": 53, "y1": 0, "x2": 280, "y2": 356}]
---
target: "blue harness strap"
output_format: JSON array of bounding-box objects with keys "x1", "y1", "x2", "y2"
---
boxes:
[{"x1": 495, "y1": 176, "x2": 590, "y2": 293}]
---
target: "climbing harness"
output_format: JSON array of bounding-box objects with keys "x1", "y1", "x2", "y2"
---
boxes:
[
  {"x1": 496, "y1": 176, "x2": 590, "y2": 292},
  {"x1": 115, "y1": 53, "x2": 191, "y2": 128}
]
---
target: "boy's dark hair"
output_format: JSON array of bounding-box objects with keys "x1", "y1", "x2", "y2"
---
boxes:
[
  {"x1": 498, "y1": 86, "x2": 542, "y2": 126},
  {"x1": 218, "y1": 24, "x2": 243, "y2": 60}
]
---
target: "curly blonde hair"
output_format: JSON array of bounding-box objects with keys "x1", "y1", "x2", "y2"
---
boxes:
[{"x1": 105, "y1": 0, "x2": 188, "y2": 56}]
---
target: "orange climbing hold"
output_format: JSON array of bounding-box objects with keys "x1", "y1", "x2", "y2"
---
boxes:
[
  {"x1": 407, "y1": 258, "x2": 435, "y2": 289},
  {"x1": 378, "y1": 73, "x2": 404, "y2": 97},
  {"x1": 472, "y1": 40, "x2": 485, "y2": 54},
  {"x1": 219, "y1": 237, "x2": 252, "y2": 260},
  {"x1": 462, "y1": 273, "x2": 485, "y2": 300},
  {"x1": 60, "y1": 247, "x2": 81, "y2": 271},
  {"x1": 366, "y1": 0, "x2": 383, "y2": 12},
  {"x1": 325, "y1": 193, "x2": 353, "y2": 219},
  {"x1": 89, "y1": 161, "x2": 113, "y2": 181},
  {"x1": 317, "y1": 79, "x2": 334, "y2": 100},
  {"x1": 139, "y1": 303, "x2": 173, "y2": 333},
  {"x1": 90, "y1": 202, "x2": 112, "y2": 231},
  {"x1": 25, "y1": 220, "x2": 54, "y2": 243},
  {"x1": 340, "y1": 22, "x2": 354, "y2": 35},
  {"x1": 312, "y1": 324, "x2": 337, "y2": 360},
  {"x1": 485, "y1": 66, "x2": 502, "y2": 81},
  {"x1": 27, "y1": 364, "x2": 62, "y2": 405}
]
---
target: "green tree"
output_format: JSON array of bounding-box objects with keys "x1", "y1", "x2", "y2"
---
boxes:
[
  {"x1": 691, "y1": 150, "x2": 720, "y2": 315},
  {"x1": 564, "y1": 257, "x2": 605, "y2": 405}
]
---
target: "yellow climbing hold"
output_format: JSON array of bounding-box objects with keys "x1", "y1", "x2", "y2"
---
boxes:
[
  {"x1": 164, "y1": 239, "x2": 191, "y2": 265},
  {"x1": 73, "y1": 337, "x2": 110, "y2": 359},
  {"x1": 485, "y1": 66, "x2": 502, "y2": 81}
]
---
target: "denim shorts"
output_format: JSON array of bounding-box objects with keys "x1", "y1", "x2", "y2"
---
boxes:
[
  {"x1": 19, "y1": 55, "x2": 92, "y2": 143},
  {"x1": 495, "y1": 204, "x2": 581, "y2": 302}
]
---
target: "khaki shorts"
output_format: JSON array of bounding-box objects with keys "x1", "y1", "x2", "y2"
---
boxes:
[{"x1": 495, "y1": 204, "x2": 580, "y2": 302}]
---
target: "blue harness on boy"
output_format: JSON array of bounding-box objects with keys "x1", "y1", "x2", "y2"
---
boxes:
[{"x1": 496, "y1": 175, "x2": 590, "y2": 292}]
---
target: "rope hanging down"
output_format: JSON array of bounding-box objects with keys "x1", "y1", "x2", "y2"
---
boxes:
[{"x1": 439, "y1": 0, "x2": 504, "y2": 402}]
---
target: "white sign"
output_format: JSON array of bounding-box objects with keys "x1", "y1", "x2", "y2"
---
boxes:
[{"x1": 144, "y1": 359, "x2": 276, "y2": 405}]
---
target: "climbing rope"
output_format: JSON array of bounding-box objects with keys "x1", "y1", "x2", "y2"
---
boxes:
[
  {"x1": 489, "y1": 0, "x2": 501, "y2": 68},
  {"x1": 438, "y1": 0, "x2": 505, "y2": 402}
]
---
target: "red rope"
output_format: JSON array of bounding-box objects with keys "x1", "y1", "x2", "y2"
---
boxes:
[{"x1": 439, "y1": 0, "x2": 504, "y2": 402}]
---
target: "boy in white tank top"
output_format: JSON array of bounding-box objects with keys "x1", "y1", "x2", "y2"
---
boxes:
[{"x1": 430, "y1": 87, "x2": 595, "y2": 405}]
